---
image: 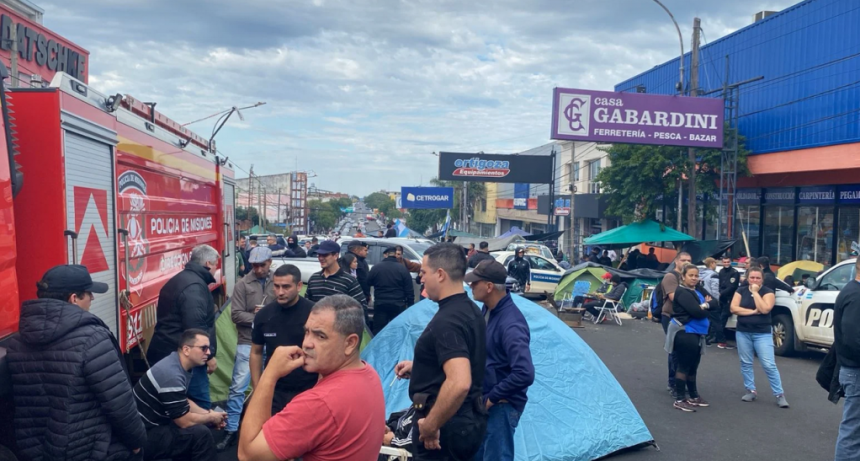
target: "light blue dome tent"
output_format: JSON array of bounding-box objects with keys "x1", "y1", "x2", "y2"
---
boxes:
[{"x1": 362, "y1": 291, "x2": 654, "y2": 461}]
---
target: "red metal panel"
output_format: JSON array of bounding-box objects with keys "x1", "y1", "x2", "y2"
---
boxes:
[
  {"x1": 0, "y1": 91, "x2": 18, "y2": 337},
  {"x1": 9, "y1": 90, "x2": 66, "y2": 305}
]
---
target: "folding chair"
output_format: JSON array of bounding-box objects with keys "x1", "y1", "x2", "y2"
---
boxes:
[{"x1": 595, "y1": 287, "x2": 627, "y2": 326}]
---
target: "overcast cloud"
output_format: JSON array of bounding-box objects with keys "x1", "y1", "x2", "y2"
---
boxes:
[{"x1": 42, "y1": 0, "x2": 795, "y2": 196}]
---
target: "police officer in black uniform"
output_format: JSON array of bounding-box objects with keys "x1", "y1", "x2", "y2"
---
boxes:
[
  {"x1": 506, "y1": 248, "x2": 531, "y2": 293},
  {"x1": 394, "y1": 243, "x2": 487, "y2": 460},
  {"x1": 348, "y1": 240, "x2": 371, "y2": 301}
]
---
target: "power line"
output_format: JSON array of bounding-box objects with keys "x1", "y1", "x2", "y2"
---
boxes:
[
  {"x1": 739, "y1": 78, "x2": 860, "y2": 118},
  {"x1": 745, "y1": 106, "x2": 860, "y2": 142}
]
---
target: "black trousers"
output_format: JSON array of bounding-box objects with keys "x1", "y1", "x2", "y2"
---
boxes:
[
  {"x1": 715, "y1": 300, "x2": 732, "y2": 343},
  {"x1": 673, "y1": 331, "x2": 703, "y2": 376},
  {"x1": 372, "y1": 302, "x2": 406, "y2": 334},
  {"x1": 583, "y1": 301, "x2": 602, "y2": 317},
  {"x1": 143, "y1": 424, "x2": 216, "y2": 461},
  {"x1": 411, "y1": 412, "x2": 487, "y2": 461}
]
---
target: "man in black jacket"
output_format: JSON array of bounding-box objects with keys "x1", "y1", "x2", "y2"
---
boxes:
[
  {"x1": 468, "y1": 241, "x2": 494, "y2": 268},
  {"x1": 7, "y1": 265, "x2": 146, "y2": 461},
  {"x1": 507, "y1": 248, "x2": 531, "y2": 293},
  {"x1": 385, "y1": 222, "x2": 398, "y2": 238},
  {"x1": 834, "y1": 258, "x2": 860, "y2": 460},
  {"x1": 348, "y1": 240, "x2": 372, "y2": 301},
  {"x1": 368, "y1": 246, "x2": 415, "y2": 334},
  {"x1": 716, "y1": 256, "x2": 740, "y2": 349},
  {"x1": 147, "y1": 244, "x2": 220, "y2": 410}
]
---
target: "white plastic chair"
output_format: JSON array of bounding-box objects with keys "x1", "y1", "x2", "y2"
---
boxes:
[{"x1": 595, "y1": 286, "x2": 627, "y2": 326}]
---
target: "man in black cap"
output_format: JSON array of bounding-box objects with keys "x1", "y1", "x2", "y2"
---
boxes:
[
  {"x1": 466, "y1": 260, "x2": 534, "y2": 461},
  {"x1": 385, "y1": 222, "x2": 397, "y2": 238},
  {"x1": 348, "y1": 239, "x2": 371, "y2": 301},
  {"x1": 507, "y1": 248, "x2": 531, "y2": 293},
  {"x1": 468, "y1": 241, "x2": 494, "y2": 269},
  {"x1": 7, "y1": 265, "x2": 147, "y2": 461},
  {"x1": 367, "y1": 246, "x2": 415, "y2": 334},
  {"x1": 306, "y1": 240, "x2": 367, "y2": 310}
]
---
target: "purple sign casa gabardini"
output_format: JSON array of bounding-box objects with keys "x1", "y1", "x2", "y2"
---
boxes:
[{"x1": 551, "y1": 88, "x2": 724, "y2": 148}]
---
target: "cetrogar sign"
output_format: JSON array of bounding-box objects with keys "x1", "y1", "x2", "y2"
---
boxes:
[
  {"x1": 401, "y1": 187, "x2": 455, "y2": 209},
  {"x1": 551, "y1": 88, "x2": 724, "y2": 148},
  {"x1": 438, "y1": 152, "x2": 553, "y2": 184}
]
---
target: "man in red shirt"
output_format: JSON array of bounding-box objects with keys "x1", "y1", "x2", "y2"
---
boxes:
[{"x1": 238, "y1": 294, "x2": 385, "y2": 461}]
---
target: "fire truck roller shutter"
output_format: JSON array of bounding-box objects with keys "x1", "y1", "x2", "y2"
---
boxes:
[
  {"x1": 62, "y1": 114, "x2": 119, "y2": 337},
  {"x1": 223, "y1": 179, "x2": 236, "y2": 295}
]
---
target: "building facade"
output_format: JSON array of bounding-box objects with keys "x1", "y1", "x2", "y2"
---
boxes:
[{"x1": 616, "y1": 0, "x2": 859, "y2": 266}]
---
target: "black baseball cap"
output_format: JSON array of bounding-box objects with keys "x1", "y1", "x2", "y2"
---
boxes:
[
  {"x1": 383, "y1": 246, "x2": 397, "y2": 255},
  {"x1": 39, "y1": 265, "x2": 109, "y2": 293},
  {"x1": 464, "y1": 260, "x2": 508, "y2": 284},
  {"x1": 347, "y1": 240, "x2": 368, "y2": 249},
  {"x1": 317, "y1": 240, "x2": 341, "y2": 255}
]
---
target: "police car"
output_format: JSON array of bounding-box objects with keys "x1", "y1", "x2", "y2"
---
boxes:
[
  {"x1": 493, "y1": 251, "x2": 565, "y2": 298},
  {"x1": 726, "y1": 258, "x2": 855, "y2": 356}
]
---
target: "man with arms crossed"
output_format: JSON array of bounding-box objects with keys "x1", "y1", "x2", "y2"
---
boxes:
[
  {"x1": 238, "y1": 295, "x2": 385, "y2": 461},
  {"x1": 395, "y1": 242, "x2": 488, "y2": 460}
]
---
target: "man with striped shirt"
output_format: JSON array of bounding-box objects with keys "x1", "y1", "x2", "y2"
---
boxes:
[
  {"x1": 133, "y1": 329, "x2": 226, "y2": 461},
  {"x1": 306, "y1": 240, "x2": 368, "y2": 310}
]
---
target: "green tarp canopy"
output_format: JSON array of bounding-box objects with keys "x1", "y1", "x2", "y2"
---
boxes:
[{"x1": 583, "y1": 220, "x2": 695, "y2": 247}]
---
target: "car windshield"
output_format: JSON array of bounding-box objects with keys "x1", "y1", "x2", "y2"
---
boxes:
[{"x1": 404, "y1": 242, "x2": 432, "y2": 258}]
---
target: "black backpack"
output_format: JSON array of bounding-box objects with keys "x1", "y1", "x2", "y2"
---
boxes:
[{"x1": 651, "y1": 272, "x2": 678, "y2": 317}]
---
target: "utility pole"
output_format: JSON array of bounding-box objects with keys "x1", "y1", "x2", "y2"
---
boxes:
[
  {"x1": 462, "y1": 181, "x2": 468, "y2": 232},
  {"x1": 569, "y1": 144, "x2": 577, "y2": 262},
  {"x1": 263, "y1": 188, "x2": 268, "y2": 230},
  {"x1": 687, "y1": 17, "x2": 701, "y2": 238},
  {"x1": 276, "y1": 188, "x2": 281, "y2": 227},
  {"x1": 248, "y1": 165, "x2": 254, "y2": 227}
]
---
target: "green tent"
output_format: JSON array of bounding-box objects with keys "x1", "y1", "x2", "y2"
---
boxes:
[
  {"x1": 554, "y1": 267, "x2": 608, "y2": 300},
  {"x1": 621, "y1": 278, "x2": 661, "y2": 308},
  {"x1": 584, "y1": 220, "x2": 694, "y2": 246}
]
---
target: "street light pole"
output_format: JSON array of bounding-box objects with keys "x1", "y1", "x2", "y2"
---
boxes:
[
  {"x1": 652, "y1": 0, "x2": 685, "y2": 95},
  {"x1": 652, "y1": 0, "x2": 686, "y2": 231}
]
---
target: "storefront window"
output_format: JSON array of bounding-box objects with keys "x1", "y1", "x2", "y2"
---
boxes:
[
  {"x1": 762, "y1": 206, "x2": 795, "y2": 265},
  {"x1": 837, "y1": 207, "x2": 860, "y2": 262},
  {"x1": 736, "y1": 204, "x2": 760, "y2": 258},
  {"x1": 796, "y1": 206, "x2": 834, "y2": 265}
]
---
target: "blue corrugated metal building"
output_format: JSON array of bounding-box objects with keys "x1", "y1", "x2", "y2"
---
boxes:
[{"x1": 616, "y1": 0, "x2": 860, "y2": 266}]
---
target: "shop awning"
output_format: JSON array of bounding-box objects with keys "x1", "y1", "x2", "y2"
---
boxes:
[{"x1": 583, "y1": 220, "x2": 695, "y2": 246}]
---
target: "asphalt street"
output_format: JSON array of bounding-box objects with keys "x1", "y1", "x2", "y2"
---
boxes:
[
  {"x1": 579, "y1": 316, "x2": 842, "y2": 461},
  {"x1": 218, "y1": 315, "x2": 843, "y2": 461}
]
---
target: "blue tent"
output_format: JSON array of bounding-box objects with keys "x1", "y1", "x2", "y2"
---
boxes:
[
  {"x1": 498, "y1": 226, "x2": 531, "y2": 239},
  {"x1": 361, "y1": 291, "x2": 654, "y2": 460}
]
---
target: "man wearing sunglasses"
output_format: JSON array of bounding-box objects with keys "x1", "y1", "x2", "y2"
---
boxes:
[
  {"x1": 135, "y1": 329, "x2": 226, "y2": 461},
  {"x1": 7, "y1": 265, "x2": 146, "y2": 461}
]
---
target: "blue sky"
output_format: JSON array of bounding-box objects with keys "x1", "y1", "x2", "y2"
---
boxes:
[{"x1": 42, "y1": 0, "x2": 795, "y2": 196}]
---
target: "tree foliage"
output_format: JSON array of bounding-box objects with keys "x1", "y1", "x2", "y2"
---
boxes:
[
  {"x1": 363, "y1": 192, "x2": 402, "y2": 219},
  {"x1": 308, "y1": 198, "x2": 354, "y2": 232},
  {"x1": 596, "y1": 127, "x2": 750, "y2": 225},
  {"x1": 236, "y1": 206, "x2": 259, "y2": 225},
  {"x1": 428, "y1": 178, "x2": 485, "y2": 226},
  {"x1": 408, "y1": 209, "x2": 446, "y2": 235}
]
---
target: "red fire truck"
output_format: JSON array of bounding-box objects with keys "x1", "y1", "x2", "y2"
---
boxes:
[{"x1": 0, "y1": 67, "x2": 238, "y2": 456}]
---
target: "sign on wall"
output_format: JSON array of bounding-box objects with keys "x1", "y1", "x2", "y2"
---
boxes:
[
  {"x1": 513, "y1": 183, "x2": 529, "y2": 209},
  {"x1": 400, "y1": 187, "x2": 455, "y2": 209},
  {"x1": 551, "y1": 88, "x2": 724, "y2": 148},
  {"x1": 438, "y1": 152, "x2": 553, "y2": 184}
]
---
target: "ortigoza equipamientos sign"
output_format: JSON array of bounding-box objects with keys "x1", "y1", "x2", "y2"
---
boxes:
[{"x1": 438, "y1": 152, "x2": 553, "y2": 184}]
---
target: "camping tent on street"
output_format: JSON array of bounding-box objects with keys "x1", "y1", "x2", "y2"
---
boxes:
[
  {"x1": 555, "y1": 262, "x2": 665, "y2": 307},
  {"x1": 584, "y1": 220, "x2": 694, "y2": 247},
  {"x1": 362, "y1": 290, "x2": 655, "y2": 460}
]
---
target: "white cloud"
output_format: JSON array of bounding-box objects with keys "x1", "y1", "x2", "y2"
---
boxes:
[{"x1": 40, "y1": 0, "x2": 797, "y2": 195}]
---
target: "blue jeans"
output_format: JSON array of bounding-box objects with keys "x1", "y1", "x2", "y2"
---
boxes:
[
  {"x1": 836, "y1": 367, "x2": 860, "y2": 460},
  {"x1": 473, "y1": 403, "x2": 520, "y2": 461},
  {"x1": 188, "y1": 364, "x2": 211, "y2": 410},
  {"x1": 736, "y1": 331, "x2": 784, "y2": 396},
  {"x1": 225, "y1": 344, "x2": 251, "y2": 432}
]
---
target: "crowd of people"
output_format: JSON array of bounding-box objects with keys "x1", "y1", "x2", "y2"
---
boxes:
[{"x1": 4, "y1": 239, "x2": 537, "y2": 461}]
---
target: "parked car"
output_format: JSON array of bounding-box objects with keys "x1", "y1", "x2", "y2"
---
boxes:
[
  {"x1": 726, "y1": 258, "x2": 853, "y2": 356},
  {"x1": 492, "y1": 251, "x2": 565, "y2": 299}
]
